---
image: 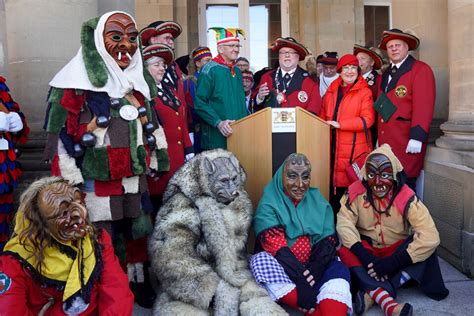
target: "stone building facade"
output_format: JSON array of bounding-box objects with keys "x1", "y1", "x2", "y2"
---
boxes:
[{"x1": 0, "y1": 0, "x2": 472, "y2": 275}]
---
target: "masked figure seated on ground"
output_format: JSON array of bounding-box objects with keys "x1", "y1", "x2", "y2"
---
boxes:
[
  {"x1": 336, "y1": 144, "x2": 449, "y2": 316},
  {"x1": 0, "y1": 177, "x2": 133, "y2": 315},
  {"x1": 250, "y1": 153, "x2": 352, "y2": 316},
  {"x1": 148, "y1": 149, "x2": 286, "y2": 315}
]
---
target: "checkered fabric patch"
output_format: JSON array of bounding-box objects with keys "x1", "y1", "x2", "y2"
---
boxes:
[{"x1": 250, "y1": 251, "x2": 292, "y2": 285}]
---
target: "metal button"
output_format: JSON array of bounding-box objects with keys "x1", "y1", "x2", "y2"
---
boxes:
[
  {"x1": 178, "y1": 126, "x2": 182, "y2": 131},
  {"x1": 178, "y1": 141, "x2": 182, "y2": 145},
  {"x1": 175, "y1": 112, "x2": 179, "y2": 116}
]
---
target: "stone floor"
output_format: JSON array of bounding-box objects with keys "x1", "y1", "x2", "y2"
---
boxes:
[{"x1": 132, "y1": 257, "x2": 474, "y2": 315}]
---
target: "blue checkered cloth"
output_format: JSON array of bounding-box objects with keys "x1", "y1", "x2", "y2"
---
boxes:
[{"x1": 250, "y1": 251, "x2": 292, "y2": 285}]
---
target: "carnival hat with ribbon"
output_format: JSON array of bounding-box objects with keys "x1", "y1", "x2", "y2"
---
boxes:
[
  {"x1": 140, "y1": 21, "x2": 182, "y2": 47},
  {"x1": 353, "y1": 44, "x2": 383, "y2": 70},
  {"x1": 208, "y1": 27, "x2": 246, "y2": 45},
  {"x1": 379, "y1": 28, "x2": 420, "y2": 51},
  {"x1": 271, "y1": 37, "x2": 309, "y2": 61},
  {"x1": 142, "y1": 43, "x2": 175, "y2": 65},
  {"x1": 191, "y1": 46, "x2": 212, "y2": 62}
]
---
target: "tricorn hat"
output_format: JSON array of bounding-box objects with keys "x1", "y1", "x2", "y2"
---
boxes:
[
  {"x1": 379, "y1": 28, "x2": 420, "y2": 51},
  {"x1": 271, "y1": 37, "x2": 309, "y2": 61},
  {"x1": 140, "y1": 21, "x2": 182, "y2": 47},
  {"x1": 353, "y1": 44, "x2": 383, "y2": 70},
  {"x1": 142, "y1": 43, "x2": 175, "y2": 65}
]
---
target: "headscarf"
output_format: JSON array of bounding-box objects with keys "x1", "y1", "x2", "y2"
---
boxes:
[
  {"x1": 254, "y1": 161, "x2": 334, "y2": 247},
  {"x1": 49, "y1": 11, "x2": 151, "y2": 100}
]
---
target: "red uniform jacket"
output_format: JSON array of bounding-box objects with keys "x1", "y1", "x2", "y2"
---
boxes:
[
  {"x1": 253, "y1": 66, "x2": 321, "y2": 115},
  {"x1": 377, "y1": 56, "x2": 435, "y2": 178},
  {"x1": 147, "y1": 89, "x2": 193, "y2": 196},
  {"x1": 0, "y1": 230, "x2": 133, "y2": 316},
  {"x1": 319, "y1": 76, "x2": 375, "y2": 188}
]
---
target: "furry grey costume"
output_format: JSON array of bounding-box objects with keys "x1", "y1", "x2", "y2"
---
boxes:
[{"x1": 149, "y1": 149, "x2": 287, "y2": 315}]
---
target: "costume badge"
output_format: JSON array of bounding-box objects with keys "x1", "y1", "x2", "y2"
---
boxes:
[
  {"x1": 0, "y1": 272, "x2": 12, "y2": 294},
  {"x1": 395, "y1": 85, "x2": 407, "y2": 98},
  {"x1": 297, "y1": 91, "x2": 308, "y2": 103},
  {"x1": 119, "y1": 105, "x2": 139, "y2": 121}
]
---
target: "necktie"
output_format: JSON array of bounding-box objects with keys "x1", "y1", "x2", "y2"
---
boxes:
[
  {"x1": 390, "y1": 65, "x2": 398, "y2": 75},
  {"x1": 283, "y1": 73, "x2": 292, "y2": 88}
]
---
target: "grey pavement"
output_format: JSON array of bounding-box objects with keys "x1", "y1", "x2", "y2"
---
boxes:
[{"x1": 132, "y1": 257, "x2": 474, "y2": 315}]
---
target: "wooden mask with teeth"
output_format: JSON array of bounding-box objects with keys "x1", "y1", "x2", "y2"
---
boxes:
[
  {"x1": 103, "y1": 13, "x2": 138, "y2": 69},
  {"x1": 37, "y1": 182, "x2": 90, "y2": 242}
]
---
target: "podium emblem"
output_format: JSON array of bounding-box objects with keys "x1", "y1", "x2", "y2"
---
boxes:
[{"x1": 272, "y1": 108, "x2": 296, "y2": 133}]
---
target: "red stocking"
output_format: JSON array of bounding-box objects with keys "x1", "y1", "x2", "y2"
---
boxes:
[
  {"x1": 310, "y1": 299, "x2": 348, "y2": 316},
  {"x1": 278, "y1": 287, "x2": 299, "y2": 310}
]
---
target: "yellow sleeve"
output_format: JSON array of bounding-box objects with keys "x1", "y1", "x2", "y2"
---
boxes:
[
  {"x1": 406, "y1": 197, "x2": 440, "y2": 263},
  {"x1": 336, "y1": 193, "x2": 362, "y2": 248}
]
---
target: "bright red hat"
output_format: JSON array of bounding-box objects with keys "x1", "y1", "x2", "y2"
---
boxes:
[{"x1": 336, "y1": 54, "x2": 359, "y2": 73}]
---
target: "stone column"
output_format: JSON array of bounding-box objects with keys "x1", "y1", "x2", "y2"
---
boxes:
[
  {"x1": 98, "y1": 0, "x2": 135, "y2": 16},
  {"x1": 436, "y1": 0, "x2": 474, "y2": 153},
  {"x1": 0, "y1": 0, "x2": 8, "y2": 76},
  {"x1": 5, "y1": 0, "x2": 98, "y2": 131},
  {"x1": 424, "y1": 0, "x2": 474, "y2": 276}
]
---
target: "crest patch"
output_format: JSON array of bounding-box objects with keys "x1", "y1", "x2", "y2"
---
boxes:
[
  {"x1": 297, "y1": 91, "x2": 308, "y2": 103},
  {"x1": 0, "y1": 272, "x2": 12, "y2": 294},
  {"x1": 395, "y1": 85, "x2": 407, "y2": 98}
]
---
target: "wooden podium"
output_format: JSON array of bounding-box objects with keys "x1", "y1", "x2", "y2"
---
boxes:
[{"x1": 228, "y1": 107, "x2": 330, "y2": 208}]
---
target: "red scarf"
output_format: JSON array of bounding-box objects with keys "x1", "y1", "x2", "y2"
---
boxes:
[{"x1": 213, "y1": 54, "x2": 236, "y2": 76}]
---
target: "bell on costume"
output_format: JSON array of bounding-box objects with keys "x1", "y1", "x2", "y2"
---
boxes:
[
  {"x1": 110, "y1": 98, "x2": 121, "y2": 110},
  {"x1": 14, "y1": 148, "x2": 22, "y2": 159},
  {"x1": 81, "y1": 132, "x2": 96, "y2": 147},
  {"x1": 96, "y1": 115, "x2": 110, "y2": 128},
  {"x1": 72, "y1": 143, "x2": 85, "y2": 157},
  {"x1": 146, "y1": 134, "x2": 156, "y2": 150},
  {"x1": 144, "y1": 122, "x2": 155, "y2": 135},
  {"x1": 138, "y1": 106, "x2": 147, "y2": 117}
]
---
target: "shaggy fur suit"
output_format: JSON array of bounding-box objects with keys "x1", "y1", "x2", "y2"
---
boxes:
[{"x1": 148, "y1": 149, "x2": 286, "y2": 315}]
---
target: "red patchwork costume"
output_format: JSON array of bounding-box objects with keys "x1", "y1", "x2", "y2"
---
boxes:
[{"x1": 43, "y1": 12, "x2": 168, "y2": 267}]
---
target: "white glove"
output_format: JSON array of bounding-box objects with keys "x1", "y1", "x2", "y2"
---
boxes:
[
  {"x1": 7, "y1": 112, "x2": 23, "y2": 132},
  {"x1": 406, "y1": 139, "x2": 422, "y2": 154},
  {"x1": 185, "y1": 153, "x2": 195, "y2": 161},
  {"x1": 0, "y1": 112, "x2": 8, "y2": 132}
]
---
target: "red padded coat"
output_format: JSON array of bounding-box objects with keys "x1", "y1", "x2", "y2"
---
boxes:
[{"x1": 319, "y1": 76, "x2": 375, "y2": 188}]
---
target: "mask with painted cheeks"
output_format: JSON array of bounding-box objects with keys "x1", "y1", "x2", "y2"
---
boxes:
[
  {"x1": 103, "y1": 13, "x2": 138, "y2": 69},
  {"x1": 37, "y1": 182, "x2": 90, "y2": 243},
  {"x1": 365, "y1": 153, "x2": 394, "y2": 199},
  {"x1": 283, "y1": 155, "x2": 311, "y2": 202}
]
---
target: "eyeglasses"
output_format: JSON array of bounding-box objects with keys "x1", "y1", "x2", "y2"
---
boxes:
[
  {"x1": 220, "y1": 44, "x2": 242, "y2": 49},
  {"x1": 151, "y1": 61, "x2": 167, "y2": 69},
  {"x1": 279, "y1": 51, "x2": 299, "y2": 56}
]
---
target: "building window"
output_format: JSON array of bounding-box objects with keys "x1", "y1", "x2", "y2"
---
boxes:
[
  {"x1": 364, "y1": 5, "x2": 390, "y2": 47},
  {"x1": 199, "y1": 0, "x2": 287, "y2": 72}
]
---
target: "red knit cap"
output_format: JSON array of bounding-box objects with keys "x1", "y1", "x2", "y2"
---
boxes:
[{"x1": 336, "y1": 54, "x2": 359, "y2": 73}]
